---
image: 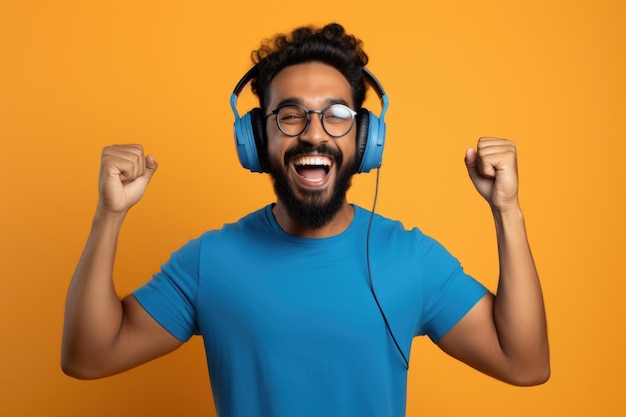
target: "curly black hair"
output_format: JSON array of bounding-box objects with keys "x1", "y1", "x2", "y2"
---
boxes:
[{"x1": 250, "y1": 23, "x2": 369, "y2": 110}]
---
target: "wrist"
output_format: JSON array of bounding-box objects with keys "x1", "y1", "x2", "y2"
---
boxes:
[
  {"x1": 491, "y1": 204, "x2": 526, "y2": 237},
  {"x1": 93, "y1": 205, "x2": 128, "y2": 228},
  {"x1": 490, "y1": 199, "x2": 523, "y2": 218}
]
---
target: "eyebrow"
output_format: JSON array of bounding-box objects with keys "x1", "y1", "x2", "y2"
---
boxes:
[{"x1": 272, "y1": 97, "x2": 351, "y2": 110}]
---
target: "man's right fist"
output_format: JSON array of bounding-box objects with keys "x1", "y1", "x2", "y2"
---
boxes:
[{"x1": 98, "y1": 145, "x2": 158, "y2": 214}]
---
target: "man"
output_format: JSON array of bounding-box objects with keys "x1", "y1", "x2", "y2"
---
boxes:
[{"x1": 61, "y1": 23, "x2": 549, "y2": 417}]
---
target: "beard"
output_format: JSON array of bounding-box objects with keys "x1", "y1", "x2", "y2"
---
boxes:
[{"x1": 269, "y1": 143, "x2": 357, "y2": 230}]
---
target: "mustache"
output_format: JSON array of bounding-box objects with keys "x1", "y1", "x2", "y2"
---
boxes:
[{"x1": 283, "y1": 143, "x2": 343, "y2": 167}]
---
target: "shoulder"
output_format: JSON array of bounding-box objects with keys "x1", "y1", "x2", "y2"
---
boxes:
[
  {"x1": 354, "y1": 206, "x2": 463, "y2": 273},
  {"x1": 353, "y1": 205, "x2": 430, "y2": 246},
  {"x1": 199, "y1": 205, "x2": 272, "y2": 238},
  {"x1": 194, "y1": 205, "x2": 284, "y2": 256}
]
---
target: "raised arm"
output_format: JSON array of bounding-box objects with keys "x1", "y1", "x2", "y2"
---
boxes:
[
  {"x1": 61, "y1": 145, "x2": 182, "y2": 380},
  {"x1": 436, "y1": 137, "x2": 550, "y2": 386}
]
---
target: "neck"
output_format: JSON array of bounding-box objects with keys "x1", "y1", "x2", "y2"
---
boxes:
[{"x1": 272, "y1": 200, "x2": 354, "y2": 238}]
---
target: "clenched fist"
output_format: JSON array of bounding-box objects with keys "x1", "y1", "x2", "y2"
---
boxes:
[
  {"x1": 465, "y1": 137, "x2": 519, "y2": 211},
  {"x1": 97, "y1": 144, "x2": 158, "y2": 215}
]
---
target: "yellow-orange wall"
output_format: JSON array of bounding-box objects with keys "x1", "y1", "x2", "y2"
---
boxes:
[{"x1": 1, "y1": 1, "x2": 624, "y2": 416}]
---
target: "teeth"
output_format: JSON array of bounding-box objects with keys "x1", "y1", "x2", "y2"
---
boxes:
[{"x1": 293, "y1": 156, "x2": 331, "y2": 166}]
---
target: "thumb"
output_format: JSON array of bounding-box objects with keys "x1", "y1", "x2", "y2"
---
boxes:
[
  {"x1": 464, "y1": 147, "x2": 480, "y2": 181},
  {"x1": 120, "y1": 154, "x2": 158, "y2": 207},
  {"x1": 144, "y1": 154, "x2": 158, "y2": 180}
]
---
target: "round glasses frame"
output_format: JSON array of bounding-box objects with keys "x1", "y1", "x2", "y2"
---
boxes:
[{"x1": 266, "y1": 103, "x2": 358, "y2": 138}]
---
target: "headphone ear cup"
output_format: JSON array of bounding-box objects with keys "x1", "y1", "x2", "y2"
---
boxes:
[
  {"x1": 234, "y1": 108, "x2": 265, "y2": 173},
  {"x1": 234, "y1": 110, "x2": 260, "y2": 173},
  {"x1": 249, "y1": 108, "x2": 269, "y2": 172},
  {"x1": 356, "y1": 108, "x2": 385, "y2": 173},
  {"x1": 355, "y1": 108, "x2": 370, "y2": 173}
]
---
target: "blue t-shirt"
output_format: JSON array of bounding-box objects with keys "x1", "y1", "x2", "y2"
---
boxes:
[{"x1": 134, "y1": 205, "x2": 488, "y2": 417}]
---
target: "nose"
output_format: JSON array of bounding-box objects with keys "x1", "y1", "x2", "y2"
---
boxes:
[{"x1": 298, "y1": 112, "x2": 328, "y2": 145}]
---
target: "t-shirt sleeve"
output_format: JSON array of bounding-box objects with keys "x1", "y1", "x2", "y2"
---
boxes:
[
  {"x1": 414, "y1": 232, "x2": 489, "y2": 343},
  {"x1": 133, "y1": 236, "x2": 202, "y2": 342}
]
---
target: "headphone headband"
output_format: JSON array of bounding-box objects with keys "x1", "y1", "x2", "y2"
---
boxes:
[
  {"x1": 231, "y1": 65, "x2": 386, "y2": 108},
  {"x1": 232, "y1": 66, "x2": 259, "y2": 97}
]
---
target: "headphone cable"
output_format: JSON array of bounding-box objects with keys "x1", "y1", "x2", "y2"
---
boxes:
[{"x1": 366, "y1": 167, "x2": 410, "y2": 369}]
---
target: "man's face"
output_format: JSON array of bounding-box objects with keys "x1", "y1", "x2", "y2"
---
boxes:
[{"x1": 265, "y1": 62, "x2": 358, "y2": 229}]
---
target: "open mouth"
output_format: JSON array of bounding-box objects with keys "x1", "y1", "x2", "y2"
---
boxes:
[{"x1": 291, "y1": 155, "x2": 333, "y2": 185}]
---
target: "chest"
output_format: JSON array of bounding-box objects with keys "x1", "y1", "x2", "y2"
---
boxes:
[{"x1": 198, "y1": 241, "x2": 384, "y2": 347}]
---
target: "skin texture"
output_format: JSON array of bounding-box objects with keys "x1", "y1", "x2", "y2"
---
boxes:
[
  {"x1": 437, "y1": 139, "x2": 550, "y2": 386},
  {"x1": 61, "y1": 145, "x2": 182, "y2": 379},
  {"x1": 61, "y1": 62, "x2": 549, "y2": 386},
  {"x1": 265, "y1": 62, "x2": 358, "y2": 237}
]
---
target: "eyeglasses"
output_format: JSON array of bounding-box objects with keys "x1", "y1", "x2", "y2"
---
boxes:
[{"x1": 266, "y1": 103, "x2": 357, "y2": 138}]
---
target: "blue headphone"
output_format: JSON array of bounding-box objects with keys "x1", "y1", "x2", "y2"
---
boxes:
[{"x1": 230, "y1": 65, "x2": 389, "y2": 173}]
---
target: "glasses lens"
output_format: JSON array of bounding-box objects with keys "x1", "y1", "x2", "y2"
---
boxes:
[
  {"x1": 274, "y1": 104, "x2": 356, "y2": 137},
  {"x1": 276, "y1": 105, "x2": 307, "y2": 136},
  {"x1": 322, "y1": 104, "x2": 355, "y2": 137}
]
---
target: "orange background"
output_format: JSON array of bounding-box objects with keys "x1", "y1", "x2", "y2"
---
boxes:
[{"x1": 1, "y1": 1, "x2": 625, "y2": 416}]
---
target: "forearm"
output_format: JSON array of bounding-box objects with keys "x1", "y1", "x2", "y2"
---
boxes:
[
  {"x1": 492, "y1": 205, "x2": 550, "y2": 378},
  {"x1": 61, "y1": 210, "x2": 127, "y2": 376}
]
